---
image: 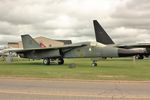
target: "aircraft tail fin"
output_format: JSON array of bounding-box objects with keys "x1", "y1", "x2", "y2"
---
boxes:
[
  {"x1": 93, "y1": 20, "x2": 114, "y2": 44},
  {"x1": 21, "y1": 34, "x2": 41, "y2": 49}
]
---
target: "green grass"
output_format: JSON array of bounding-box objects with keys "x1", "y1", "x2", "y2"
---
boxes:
[{"x1": 0, "y1": 58, "x2": 150, "y2": 81}]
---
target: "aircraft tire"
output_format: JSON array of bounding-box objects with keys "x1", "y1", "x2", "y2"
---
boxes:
[
  {"x1": 139, "y1": 56, "x2": 144, "y2": 59},
  {"x1": 91, "y1": 63, "x2": 97, "y2": 67},
  {"x1": 58, "y1": 58, "x2": 64, "y2": 65},
  {"x1": 136, "y1": 55, "x2": 144, "y2": 59},
  {"x1": 43, "y1": 58, "x2": 50, "y2": 65}
]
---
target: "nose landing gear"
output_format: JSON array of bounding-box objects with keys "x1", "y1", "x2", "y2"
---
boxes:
[{"x1": 91, "y1": 60, "x2": 97, "y2": 67}]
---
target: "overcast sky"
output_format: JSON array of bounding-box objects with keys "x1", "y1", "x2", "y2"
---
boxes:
[{"x1": 0, "y1": 0, "x2": 150, "y2": 45}]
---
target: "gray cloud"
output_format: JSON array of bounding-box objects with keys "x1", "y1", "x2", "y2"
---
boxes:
[
  {"x1": 105, "y1": 0, "x2": 150, "y2": 44},
  {"x1": 111, "y1": 0, "x2": 150, "y2": 28},
  {"x1": 0, "y1": 21, "x2": 18, "y2": 35},
  {"x1": 0, "y1": 0, "x2": 150, "y2": 45}
]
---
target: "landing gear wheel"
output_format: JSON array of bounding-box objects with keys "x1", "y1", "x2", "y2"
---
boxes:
[
  {"x1": 136, "y1": 55, "x2": 144, "y2": 59},
  {"x1": 139, "y1": 55, "x2": 144, "y2": 59},
  {"x1": 91, "y1": 63, "x2": 97, "y2": 67},
  {"x1": 91, "y1": 60, "x2": 97, "y2": 67},
  {"x1": 58, "y1": 58, "x2": 64, "y2": 65},
  {"x1": 43, "y1": 58, "x2": 50, "y2": 65}
]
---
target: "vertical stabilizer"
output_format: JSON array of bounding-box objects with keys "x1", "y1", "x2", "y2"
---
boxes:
[
  {"x1": 93, "y1": 20, "x2": 114, "y2": 44},
  {"x1": 21, "y1": 34, "x2": 40, "y2": 49}
]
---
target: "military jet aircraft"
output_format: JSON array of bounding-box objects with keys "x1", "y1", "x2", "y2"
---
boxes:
[
  {"x1": 11, "y1": 34, "x2": 142, "y2": 66},
  {"x1": 93, "y1": 20, "x2": 150, "y2": 59}
]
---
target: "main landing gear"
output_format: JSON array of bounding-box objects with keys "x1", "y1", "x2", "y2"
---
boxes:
[
  {"x1": 43, "y1": 58, "x2": 50, "y2": 65},
  {"x1": 57, "y1": 58, "x2": 64, "y2": 65},
  {"x1": 43, "y1": 58, "x2": 64, "y2": 65}
]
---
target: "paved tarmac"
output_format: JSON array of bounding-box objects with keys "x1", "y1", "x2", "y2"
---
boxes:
[{"x1": 0, "y1": 78, "x2": 150, "y2": 100}]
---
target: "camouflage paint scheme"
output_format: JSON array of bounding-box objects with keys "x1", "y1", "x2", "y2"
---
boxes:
[{"x1": 11, "y1": 34, "x2": 139, "y2": 65}]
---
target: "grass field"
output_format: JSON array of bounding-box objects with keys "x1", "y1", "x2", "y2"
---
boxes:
[{"x1": 0, "y1": 58, "x2": 150, "y2": 81}]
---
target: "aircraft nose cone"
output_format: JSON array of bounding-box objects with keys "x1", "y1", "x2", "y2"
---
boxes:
[{"x1": 118, "y1": 48, "x2": 140, "y2": 57}]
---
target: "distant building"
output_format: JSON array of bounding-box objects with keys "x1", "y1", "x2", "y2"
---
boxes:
[
  {"x1": 56, "y1": 40, "x2": 72, "y2": 45},
  {"x1": 8, "y1": 36, "x2": 72, "y2": 48},
  {"x1": 8, "y1": 42, "x2": 19, "y2": 48}
]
